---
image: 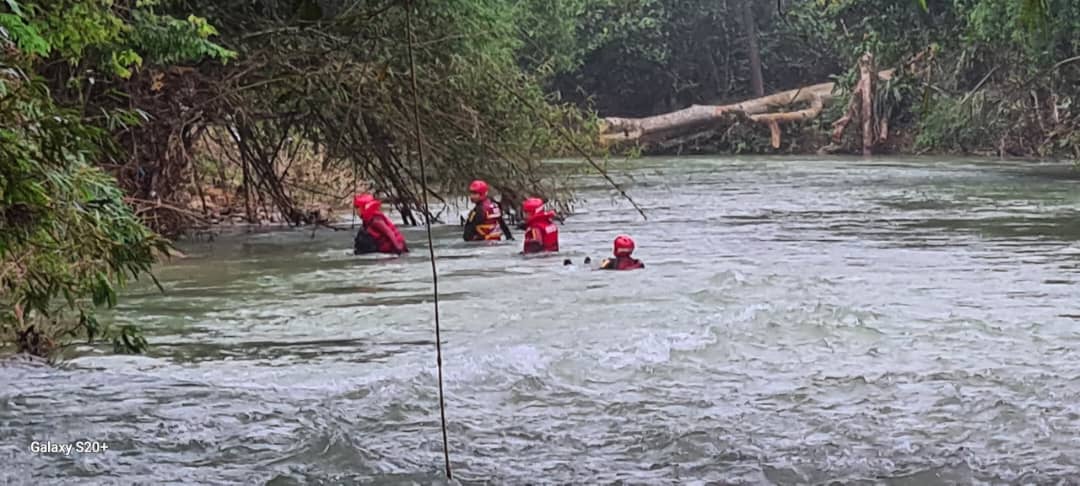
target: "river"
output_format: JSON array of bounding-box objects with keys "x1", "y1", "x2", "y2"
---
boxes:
[{"x1": 4, "y1": 156, "x2": 1080, "y2": 485}]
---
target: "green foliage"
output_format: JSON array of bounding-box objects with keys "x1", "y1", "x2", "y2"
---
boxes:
[
  {"x1": 0, "y1": 12, "x2": 49, "y2": 55},
  {"x1": 1, "y1": 0, "x2": 234, "y2": 359},
  {"x1": 143, "y1": 0, "x2": 604, "y2": 221},
  {"x1": 914, "y1": 93, "x2": 1007, "y2": 152},
  {"x1": 550, "y1": 0, "x2": 849, "y2": 117},
  {"x1": 551, "y1": 0, "x2": 1076, "y2": 159},
  {"x1": 517, "y1": 0, "x2": 668, "y2": 77},
  {"x1": 799, "y1": 0, "x2": 951, "y2": 67},
  {"x1": 32, "y1": 1, "x2": 130, "y2": 62},
  {"x1": 549, "y1": 0, "x2": 725, "y2": 115},
  {"x1": 1, "y1": 0, "x2": 234, "y2": 80},
  {"x1": 127, "y1": 11, "x2": 235, "y2": 65},
  {"x1": 0, "y1": 64, "x2": 169, "y2": 356},
  {"x1": 809, "y1": 0, "x2": 1078, "y2": 157}
]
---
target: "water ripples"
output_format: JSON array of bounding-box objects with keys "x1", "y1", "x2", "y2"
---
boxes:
[{"x1": 5, "y1": 156, "x2": 1080, "y2": 484}]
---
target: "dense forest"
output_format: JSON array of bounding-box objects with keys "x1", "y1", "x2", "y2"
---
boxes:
[{"x1": 2, "y1": 0, "x2": 1078, "y2": 357}]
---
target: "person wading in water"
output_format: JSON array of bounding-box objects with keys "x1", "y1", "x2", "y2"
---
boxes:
[
  {"x1": 520, "y1": 197, "x2": 559, "y2": 254},
  {"x1": 462, "y1": 179, "x2": 514, "y2": 242},
  {"x1": 353, "y1": 194, "x2": 408, "y2": 256},
  {"x1": 599, "y1": 235, "x2": 644, "y2": 270}
]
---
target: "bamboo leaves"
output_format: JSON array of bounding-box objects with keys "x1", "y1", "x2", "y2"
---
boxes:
[{"x1": 0, "y1": 0, "x2": 221, "y2": 358}]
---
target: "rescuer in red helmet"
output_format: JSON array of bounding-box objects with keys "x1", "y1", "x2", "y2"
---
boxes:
[
  {"x1": 463, "y1": 179, "x2": 514, "y2": 242},
  {"x1": 520, "y1": 197, "x2": 559, "y2": 254},
  {"x1": 599, "y1": 234, "x2": 644, "y2": 270},
  {"x1": 352, "y1": 193, "x2": 408, "y2": 255}
]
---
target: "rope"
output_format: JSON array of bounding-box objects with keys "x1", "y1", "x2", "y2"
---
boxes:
[{"x1": 405, "y1": 1, "x2": 453, "y2": 479}]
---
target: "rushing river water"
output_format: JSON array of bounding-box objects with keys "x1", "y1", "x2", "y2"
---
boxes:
[{"x1": 5, "y1": 156, "x2": 1080, "y2": 485}]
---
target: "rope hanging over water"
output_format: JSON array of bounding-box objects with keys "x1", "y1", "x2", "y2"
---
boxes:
[
  {"x1": 403, "y1": 2, "x2": 646, "y2": 478},
  {"x1": 404, "y1": 1, "x2": 453, "y2": 479}
]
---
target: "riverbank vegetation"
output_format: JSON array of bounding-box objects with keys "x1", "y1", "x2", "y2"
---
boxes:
[
  {"x1": 2, "y1": 0, "x2": 1077, "y2": 357},
  {"x1": 576, "y1": 0, "x2": 1078, "y2": 158},
  {"x1": 1, "y1": 0, "x2": 232, "y2": 357},
  {"x1": 1, "y1": 0, "x2": 602, "y2": 357}
]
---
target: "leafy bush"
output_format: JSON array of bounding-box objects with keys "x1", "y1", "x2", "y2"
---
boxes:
[
  {"x1": 1, "y1": 0, "x2": 231, "y2": 358},
  {"x1": 0, "y1": 64, "x2": 169, "y2": 357}
]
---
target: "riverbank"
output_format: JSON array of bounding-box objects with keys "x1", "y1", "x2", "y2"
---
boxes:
[
  {"x1": 600, "y1": 78, "x2": 1079, "y2": 164},
  {"x1": 620, "y1": 121, "x2": 1078, "y2": 163}
]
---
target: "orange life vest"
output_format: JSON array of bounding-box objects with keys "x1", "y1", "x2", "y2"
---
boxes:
[
  {"x1": 523, "y1": 211, "x2": 559, "y2": 253},
  {"x1": 467, "y1": 198, "x2": 504, "y2": 241},
  {"x1": 361, "y1": 203, "x2": 407, "y2": 254}
]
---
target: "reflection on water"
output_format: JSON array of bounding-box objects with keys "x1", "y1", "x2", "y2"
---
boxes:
[{"x1": 4, "y1": 156, "x2": 1080, "y2": 484}]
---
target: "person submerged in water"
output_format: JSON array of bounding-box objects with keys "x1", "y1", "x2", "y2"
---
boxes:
[
  {"x1": 353, "y1": 194, "x2": 408, "y2": 255},
  {"x1": 462, "y1": 179, "x2": 514, "y2": 242},
  {"x1": 521, "y1": 197, "x2": 559, "y2": 254},
  {"x1": 599, "y1": 235, "x2": 644, "y2": 270}
]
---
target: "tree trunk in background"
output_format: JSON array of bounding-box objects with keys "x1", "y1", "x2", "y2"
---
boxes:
[
  {"x1": 721, "y1": 0, "x2": 734, "y2": 95},
  {"x1": 599, "y1": 69, "x2": 895, "y2": 147},
  {"x1": 600, "y1": 82, "x2": 835, "y2": 145},
  {"x1": 697, "y1": 10, "x2": 724, "y2": 101},
  {"x1": 741, "y1": 1, "x2": 774, "y2": 144},
  {"x1": 742, "y1": 0, "x2": 765, "y2": 97}
]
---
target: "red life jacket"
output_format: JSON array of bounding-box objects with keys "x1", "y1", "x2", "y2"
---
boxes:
[
  {"x1": 602, "y1": 256, "x2": 644, "y2": 270},
  {"x1": 523, "y1": 211, "x2": 559, "y2": 253},
  {"x1": 363, "y1": 211, "x2": 407, "y2": 254},
  {"x1": 470, "y1": 198, "x2": 504, "y2": 241}
]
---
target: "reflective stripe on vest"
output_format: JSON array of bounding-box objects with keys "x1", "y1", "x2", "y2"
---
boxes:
[{"x1": 474, "y1": 200, "x2": 503, "y2": 240}]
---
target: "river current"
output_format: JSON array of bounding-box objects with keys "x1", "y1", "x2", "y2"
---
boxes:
[{"x1": 4, "y1": 156, "x2": 1080, "y2": 485}]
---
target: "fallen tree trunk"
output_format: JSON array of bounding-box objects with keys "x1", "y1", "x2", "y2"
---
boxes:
[{"x1": 599, "y1": 69, "x2": 895, "y2": 148}]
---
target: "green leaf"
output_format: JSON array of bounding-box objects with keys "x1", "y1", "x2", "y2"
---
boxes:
[{"x1": 0, "y1": 13, "x2": 51, "y2": 56}]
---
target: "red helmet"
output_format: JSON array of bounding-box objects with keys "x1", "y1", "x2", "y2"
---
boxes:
[
  {"x1": 468, "y1": 180, "x2": 489, "y2": 196},
  {"x1": 522, "y1": 197, "x2": 544, "y2": 215},
  {"x1": 613, "y1": 235, "x2": 635, "y2": 256},
  {"x1": 353, "y1": 193, "x2": 374, "y2": 209},
  {"x1": 361, "y1": 198, "x2": 382, "y2": 219}
]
